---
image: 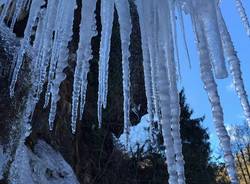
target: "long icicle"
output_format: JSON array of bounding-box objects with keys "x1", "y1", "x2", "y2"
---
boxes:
[
  {"x1": 36, "y1": 0, "x2": 59, "y2": 99},
  {"x1": 167, "y1": 1, "x2": 186, "y2": 183},
  {"x1": 191, "y1": 3, "x2": 239, "y2": 183},
  {"x1": 71, "y1": 0, "x2": 97, "y2": 133},
  {"x1": 44, "y1": 0, "x2": 64, "y2": 108},
  {"x1": 157, "y1": 0, "x2": 183, "y2": 183},
  {"x1": 97, "y1": 0, "x2": 115, "y2": 127},
  {"x1": 157, "y1": 3, "x2": 178, "y2": 184},
  {"x1": 235, "y1": 0, "x2": 250, "y2": 37},
  {"x1": 141, "y1": 0, "x2": 160, "y2": 144},
  {"x1": 48, "y1": 0, "x2": 76, "y2": 130},
  {"x1": 9, "y1": 0, "x2": 45, "y2": 97},
  {"x1": 115, "y1": 0, "x2": 132, "y2": 148},
  {"x1": 217, "y1": 7, "x2": 250, "y2": 127},
  {"x1": 135, "y1": 0, "x2": 154, "y2": 125}
]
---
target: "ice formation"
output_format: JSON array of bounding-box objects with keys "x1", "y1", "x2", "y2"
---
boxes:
[{"x1": 1, "y1": 0, "x2": 250, "y2": 183}]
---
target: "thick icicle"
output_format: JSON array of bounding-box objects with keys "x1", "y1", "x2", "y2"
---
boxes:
[
  {"x1": 156, "y1": 1, "x2": 179, "y2": 183},
  {"x1": 138, "y1": 0, "x2": 160, "y2": 144},
  {"x1": 97, "y1": 0, "x2": 115, "y2": 127},
  {"x1": 235, "y1": 0, "x2": 250, "y2": 37},
  {"x1": 36, "y1": 0, "x2": 59, "y2": 101},
  {"x1": 217, "y1": 8, "x2": 250, "y2": 127},
  {"x1": 196, "y1": 0, "x2": 228, "y2": 79},
  {"x1": 135, "y1": 0, "x2": 154, "y2": 124},
  {"x1": 115, "y1": 0, "x2": 132, "y2": 146},
  {"x1": 191, "y1": 5, "x2": 239, "y2": 183},
  {"x1": 44, "y1": 0, "x2": 65, "y2": 108},
  {"x1": 163, "y1": 1, "x2": 186, "y2": 183},
  {"x1": 71, "y1": 0, "x2": 97, "y2": 133},
  {"x1": 9, "y1": 0, "x2": 45, "y2": 97},
  {"x1": 48, "y1": 0, "x2": 76, "y2": 130}
]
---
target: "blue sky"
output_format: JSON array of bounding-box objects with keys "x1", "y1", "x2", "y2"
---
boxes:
[{"x1": 178, "y1": 1, "x2": 250, "y2": 159}]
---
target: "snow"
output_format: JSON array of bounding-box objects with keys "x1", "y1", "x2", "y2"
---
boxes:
[
  {"x1": 119, "y1": 114, "x2": 151, "y2": 152},
  {"x1": 9, "y1": 140, "x2": 79, "y2": 184}
]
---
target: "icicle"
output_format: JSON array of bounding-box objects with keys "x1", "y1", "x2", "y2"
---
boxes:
[
  {"x1": 135, "y1": 0, "x2": 154, "y2": 124},
  {"x1": 156, "y1": 2, "x2": 179, "y2": 183},
  {"x1": 176, "y1": 1, "x2": 191, "y2": 68},
  {"x1": 0, "y1": 0, "x2": 12, "y2": 25},
  {"x1": 235, "y1": 0, "x2": 250, "y2": 37},
  {"x1": 196, "y1": 0, "x2": 228, "y2": 79},
  {"x1": 156, "y1": 0, "x2": 186, "y2": 183},
  {"x1": 0, "y1": 0, "x2": 5, "y2": 6},
  {"x1": 10, "y1": 0, "x2": 24, "y2": 31},
  {"x1": 191, "y1": 4, "x2": 239, "y2": 183},
  {"x1": 9, "y1": 0, "x2": 45, "y2": 97},
  {"x1": 169, "y1": 0, "x2": 182, "y2": 81},
  {"x1": 115, "y1": 0, "x2": 132, "y2": 146},
  {"x1": 71, "y1": 0, "x2": 97, "y2": 134},
  {"x1": 97, "y1": 0, "x2": 115, "y2": 127},
  {"x1": 44, "y1": 0, "x2": 65, "y2": 108},
  {"x1": 217, "y1": 8, "x2": 250, "y2": 127},
  {"x1": 31, "y1": 9, "x2": 46, "y2": 100},
  {"x1": 48, "y1": 0, "x2": 76, "y2": 130},
  {"x1": 36, "y1": 0, "x2": 59, "y2": 101},
  {"x1": 166, "y1": 1, "x2": 186, "y2": 183},
  {"x1": 137, "y1": 0, "x2": 160, "y2": 144}
]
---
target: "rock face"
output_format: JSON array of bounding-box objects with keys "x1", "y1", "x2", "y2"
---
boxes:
[
  {"x1": 8, "y1": 140, "x2": 79, "y2": 184},
  {"x1": 0, "y1": 1, "x2": 147, "y2": 183}
]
